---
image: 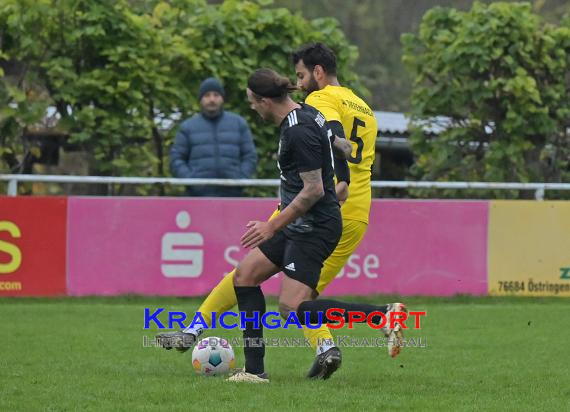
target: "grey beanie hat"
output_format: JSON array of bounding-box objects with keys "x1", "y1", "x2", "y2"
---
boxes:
[{"x1": 199, "y1": 77, "x2": 225, "y2": 100}]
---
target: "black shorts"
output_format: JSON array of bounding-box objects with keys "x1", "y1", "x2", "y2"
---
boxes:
[{"x1": 258, "y1": 217, "x2": 342, "y2": 290}]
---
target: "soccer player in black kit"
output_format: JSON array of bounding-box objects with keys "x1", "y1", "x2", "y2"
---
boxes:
[{"x1": 228, "y1": 68, "x2": 404, "y2": 383}]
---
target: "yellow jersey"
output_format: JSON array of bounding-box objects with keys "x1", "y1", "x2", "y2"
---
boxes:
[{"x1": 305, "y1": 85, "x2": 377, "y2": 224}]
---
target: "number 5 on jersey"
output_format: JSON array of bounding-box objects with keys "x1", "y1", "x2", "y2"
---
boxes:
[{"x1": 348, "y1": 117, "x2": 365, "y2": 164}]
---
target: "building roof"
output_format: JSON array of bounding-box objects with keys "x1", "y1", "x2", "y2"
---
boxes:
[
  {"x1": 374, "y1": 111, "x2": 409, "y2": 134},
  {"x1": 374, "y1": 111, "x2": 450, "y2": 136}
]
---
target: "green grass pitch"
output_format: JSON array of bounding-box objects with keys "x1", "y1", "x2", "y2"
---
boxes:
[{"x1": 1, "y1": 295, "x2": 568, "y2": 411}]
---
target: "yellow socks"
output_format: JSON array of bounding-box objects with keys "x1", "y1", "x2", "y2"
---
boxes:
[
  {"x1": 197, "y1": 270, "x2": 237, "y2": 327},
  {"x1": 303, "y1": 324, "x2": 334, "y2": 349}
]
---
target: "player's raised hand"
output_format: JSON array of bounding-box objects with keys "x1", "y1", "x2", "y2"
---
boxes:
[{"x1": 241, "y1": 220, "x2": 275, "y2": 249}]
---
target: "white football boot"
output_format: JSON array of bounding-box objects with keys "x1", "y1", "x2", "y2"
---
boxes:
[
  {"x1": 227, "y1": 370, "x2": 269, "y2": 383},
  {"x1": 381, "y1": 302, "x2": 408, "y2": 358}
]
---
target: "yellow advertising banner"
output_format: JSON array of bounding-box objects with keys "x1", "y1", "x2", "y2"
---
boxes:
[{"x1": 488, "y1": 201, "x2": 570, "y2": 296}]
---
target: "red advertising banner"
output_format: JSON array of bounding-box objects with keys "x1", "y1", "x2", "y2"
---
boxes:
[{"x1": 0, "y1": 197, "x2": 67, "y2": 296}]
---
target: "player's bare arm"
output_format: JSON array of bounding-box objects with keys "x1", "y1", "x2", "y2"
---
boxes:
[
  {"x1": 332, "y1": 137, "x2": 352, "y2": 159},
  {"x1": 336, "y1": 181, "x2": 349, "y2": 203},
  {"x1": 241, "y1": 169, "x2": 324, "y2": 248}
]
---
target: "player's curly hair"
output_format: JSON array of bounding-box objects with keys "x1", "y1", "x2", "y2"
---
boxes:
[
  {"x1": 292, "y1": 42, "x2": 337, "y2": 75},
  {"x1": 247, "y1": 68, "x2": 297, "y2": 101}
]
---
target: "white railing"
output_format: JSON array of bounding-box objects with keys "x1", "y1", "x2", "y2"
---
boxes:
[{"x1": 2, "y1": 174, "x2": 570, "y2": 200}]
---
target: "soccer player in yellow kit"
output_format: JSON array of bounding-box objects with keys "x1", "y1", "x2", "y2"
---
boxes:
[{"x1": 157, "y1": 43, "x2": 406, "y2": 380}]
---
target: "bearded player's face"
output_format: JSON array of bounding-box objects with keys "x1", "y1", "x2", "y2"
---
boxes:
[{"x1": 294, "y1": 60, "x2": 319, "y2": 95}]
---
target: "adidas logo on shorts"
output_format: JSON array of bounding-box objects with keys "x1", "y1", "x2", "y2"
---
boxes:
[{"x1": 285, "y1": 262, "x2": 296, "y2": 271}]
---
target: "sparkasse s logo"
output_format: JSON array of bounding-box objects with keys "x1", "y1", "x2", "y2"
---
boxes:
[{"x1": 161, "y1": 211, "x2": 204, "y2": 278}]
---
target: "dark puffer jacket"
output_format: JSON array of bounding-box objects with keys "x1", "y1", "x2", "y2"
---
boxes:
[{"x1": 170, "y1": 110, "x2": 257, "y2": 197}]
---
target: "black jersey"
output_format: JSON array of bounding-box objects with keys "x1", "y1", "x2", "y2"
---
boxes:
[{"x1": 278, "y1": 103, "x2": 341, "y2": 234}]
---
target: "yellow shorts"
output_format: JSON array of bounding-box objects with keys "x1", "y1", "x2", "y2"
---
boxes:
[
  {"x1": 267, "y1": 207, "x2": 367, "y2": 294},
  {"x1": 316, "y1": 218, "x2": 367, "y2": 294}
]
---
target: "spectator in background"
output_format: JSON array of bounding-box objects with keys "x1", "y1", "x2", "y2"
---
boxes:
[{"x1": 170, "y1": 77, "x2": 257, "y2": 197}]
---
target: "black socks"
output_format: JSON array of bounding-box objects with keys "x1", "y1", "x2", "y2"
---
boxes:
[{"x1": 234, "y1": 286, "x2": 266, "y2": 375}]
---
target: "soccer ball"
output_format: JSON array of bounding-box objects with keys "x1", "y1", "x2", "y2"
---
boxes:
[{"x1": 191, "y1": 337, "x2": 235, "y2": 376}]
